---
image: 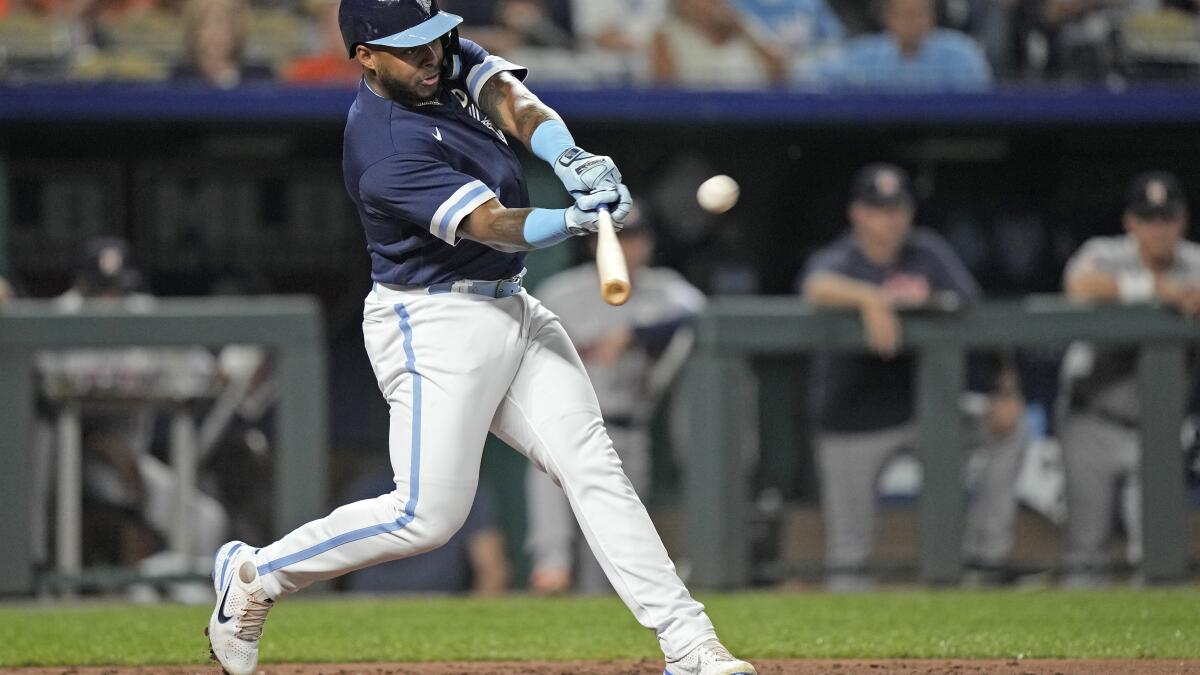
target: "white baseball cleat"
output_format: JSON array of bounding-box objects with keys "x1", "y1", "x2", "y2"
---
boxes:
[
  {"x1": 664, "y1": 638, "x2": 757, "y2": 675},
  {"x1": 205, "y1": 541, "x2": 275, "y2": 675}
]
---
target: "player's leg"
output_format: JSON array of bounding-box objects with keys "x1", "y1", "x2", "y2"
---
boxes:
[
  {"x1": 252, "y1": 289, "x2": 524, "y2": 597},
  {"x1": 1060, "y1": 413, "x2": 1129, "y2": 585},
  {"x1": 576, "y1": 425, "x2": 652, "y2": 594},
  {"x1": 962, "y1": 418, "x2": 1028, "y2": 570},
  {"x1": 207, "y1": 289, "x2": 528, "y2": 675},
  {"x1": 1116, "y1": 439, "x2": 1142, "y2": 569},
  {"x1": 525, "y1": 465, "x2": 576, "y2": 594},
  {"x1": 816, "y1": 426, "x2": 908, "y2": 591},
  {"x1": 490, "y1": 301, "x2": 717, "y2": 663}
]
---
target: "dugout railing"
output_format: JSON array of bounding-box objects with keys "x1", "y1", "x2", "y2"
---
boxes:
[
  {"x1": 682, "y1": 296, "x2": 1197, "y2": 588},
  {"x1": 0, "y1": 296, "x2": 328, "y2": 596}
]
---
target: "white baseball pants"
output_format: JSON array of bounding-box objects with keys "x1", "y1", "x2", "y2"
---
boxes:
[{"x1": 250, "y1": 284, "x2": 715, "y2": 660}]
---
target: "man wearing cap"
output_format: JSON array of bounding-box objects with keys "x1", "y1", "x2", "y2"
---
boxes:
[
  {"x1": 525, "y1": 201, "x2": 706, "y2": 595},
  {"x1": 800, "y1": 163, "x2": 1027, "y2": 590},
  {"x1": 1057, "y1": 170, "x2": 1200, "y2": 586}
]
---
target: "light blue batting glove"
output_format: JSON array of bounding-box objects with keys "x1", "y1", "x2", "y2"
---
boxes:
[
  {"x1": 567, "y1": 187, "x2": 623, "y2": 235},
  {"x1": 530, "y1": 120, "x2": 623, "y2": 207},
  {"x1": 553, "y1": 147, "x2": 623, "y2": 202}
]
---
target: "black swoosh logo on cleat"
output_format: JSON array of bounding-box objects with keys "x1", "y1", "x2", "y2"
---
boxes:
[{"x1": 217, "y1": 583, "x2": 236, "y2": 624}]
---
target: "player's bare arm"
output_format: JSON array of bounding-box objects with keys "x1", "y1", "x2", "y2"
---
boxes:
[
  {"x1": 459, "y1": 199, "x2": 538, "y2": 252},
  {"x1": 461, "y1": 194, "x2": 622, "y2": 252},
  {"x1": 477, "y1": 72, "x2": 560, "y2": 148}
]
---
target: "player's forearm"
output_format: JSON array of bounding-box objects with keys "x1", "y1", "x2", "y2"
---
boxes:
[
  {"x1": 460, "y1": 199, "x2": 573, "y2": 252},
  {"x1": 1065, "y1": 272, "x2": 1122, "y2": 302},
  {"x1": 478, "y1": 72, "x2": 562, "y2": 149},
  {"x1": 804, "y1": 273, "x2": 887, "y2": 311}
]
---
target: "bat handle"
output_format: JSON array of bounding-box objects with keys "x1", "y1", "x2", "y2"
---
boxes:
[{"x1": 595, "y1": 205, "x2": 631, "y2": 306}]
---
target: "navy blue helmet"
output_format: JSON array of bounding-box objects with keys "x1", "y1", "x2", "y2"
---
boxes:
[{"x1": 339, "y1": 0, "x2": 463, "y2": 76}]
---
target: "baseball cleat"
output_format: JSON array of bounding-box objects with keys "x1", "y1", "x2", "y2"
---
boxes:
[
  {"x1": 206, "y1": 541, "x2": 274, "y2": 675},
  {"x1": 663, "y1": 638, "x2": 756, "y2": 675}
]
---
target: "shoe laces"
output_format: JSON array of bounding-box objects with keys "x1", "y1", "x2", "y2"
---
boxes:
[
  {"x1": 697, "y1": 639, "x2": 738, "y2": 664},
  {"x1": 236, "y1": 591, "x2": 274, "y2": 641}
]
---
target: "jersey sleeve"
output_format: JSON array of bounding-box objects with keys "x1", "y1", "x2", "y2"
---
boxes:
[
  {"x1": 916, "y1": 229, "x2": 982, "y2": 302},
  {"x1": 359, "y1": 152, "x2": 497, "y2": 245},
  {"x1": 458, "y1": 38, "x2": 528, "y2": 105},
  {"x1": 1063, "y1": 237, "x2": 1122, "y2": 287}
]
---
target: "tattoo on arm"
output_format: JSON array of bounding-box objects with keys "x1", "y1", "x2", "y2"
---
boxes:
[
  {"x1": 478, "y1": 73, "x2": 561, "y2": 149},
  {"x1": 461, "y1": 202, "x2": 536, "y2": 252}
]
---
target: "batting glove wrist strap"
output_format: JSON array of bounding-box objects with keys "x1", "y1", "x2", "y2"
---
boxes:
[
  {"x1": 530, "y1": 120, "x2": 576, "y2": 165},
  {"x1": 523, "y1": 208, "x2": 573, "y2": 249}
]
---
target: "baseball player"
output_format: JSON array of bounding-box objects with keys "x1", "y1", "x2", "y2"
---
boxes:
[
  {"x1": 801, "y1": 163, "x2": 1027, "y2": 590},
  {"x1": 204, "y1": 3, "x2": 755, "y2": 675},
  {"x1": 1058, "y1": 170, "x2": 1200, "y2": 587},
  {"x1": 525, "y1": 205, "x2": 706, "y2": 595}
]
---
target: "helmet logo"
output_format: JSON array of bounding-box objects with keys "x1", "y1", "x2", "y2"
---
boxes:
[
  {"x1": 416, "y1": 0, "x2": 432, "y2": 14},
  {"x1": 1147, "y1": 180, "x2": 1167, "y2": 206}
]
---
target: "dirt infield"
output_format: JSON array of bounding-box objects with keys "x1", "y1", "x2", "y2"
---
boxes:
[{"x1": 7, "y1": 661, "x2": 1200, "y2": 675}]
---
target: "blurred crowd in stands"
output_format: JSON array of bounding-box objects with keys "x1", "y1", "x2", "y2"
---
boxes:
[{"x1": 1, "y1": 0, "x2": 1199, "y2": 89}]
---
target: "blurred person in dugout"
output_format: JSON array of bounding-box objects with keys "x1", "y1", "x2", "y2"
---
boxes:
[
  {"x1": 800, "y1": 164, "x2": 1027, "y2": 591},
  {"x1": 526, "y1": 202, "x2": 706, "y2": 595},
  {"x1": 32, "y1": 237, "x2": 228, "y2": 601},
  {"x1": 342, "y1": 472, "x2": 510, "y2": 596},
  {"x1": 283, "y1": 0, "x2": 362, "y2": 84},
  {"x1": 651, "y1": 0, "x2": 789, "y2": 88},
  {"x1": 808, "y1": 0, "x2": 992, "y2": 90},
  {"x1": 1057, "y1": 170, "x2": 1200, "y2": 587},
  {"x1": 172, "y1": 0, "x2": 273, "y2": 88}
]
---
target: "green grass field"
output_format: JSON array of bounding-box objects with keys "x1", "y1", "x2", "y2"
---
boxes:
[{"x1": 1, "y1": 589, "x2": 1198, "y2": 667}]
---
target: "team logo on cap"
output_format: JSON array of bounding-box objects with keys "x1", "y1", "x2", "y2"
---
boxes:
[
  {"x1": 416, "y1": 0, "x2": 432, "y2": 14},
  {"x1": 98, "y1": 247, "x2": 124, "y2": 276},
  {"x1": 1147, "y1": 180, "x2": 1167, "y2": 206},
  {"x1": 875, "y1": 170, "x2": 900, "y2": 197}
]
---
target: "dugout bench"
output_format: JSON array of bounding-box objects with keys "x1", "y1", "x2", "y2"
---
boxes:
[
  {"x1": 0, "y1": 297, "x2": 328, "y2": 595},
  {"x1": 684, "y1": 296, "x2": 1196, "y2": 588}
]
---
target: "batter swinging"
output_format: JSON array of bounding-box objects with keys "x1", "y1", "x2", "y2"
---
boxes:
[{"x1": 204, "y1": 2, "x2": 755, "y2": 675}]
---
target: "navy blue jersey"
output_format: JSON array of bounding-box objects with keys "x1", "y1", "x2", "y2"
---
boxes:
[
  {"x1": 801, "y1": 228, "x2": 981, "y2": 433},
  {"x1": 343, "y1": 40, "x2": 529, "y2": 286}
]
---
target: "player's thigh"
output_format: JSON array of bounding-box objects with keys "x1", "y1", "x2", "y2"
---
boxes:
[
  {"x1": 365, "y1": 290, "x2": 524, "y2": 484},
  {"x1": 490, "y1": 312, "x2": 606, "y2": 472}
]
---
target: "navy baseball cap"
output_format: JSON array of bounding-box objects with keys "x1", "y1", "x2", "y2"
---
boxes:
[
  {"x1": 339, "y1": 0, "x2": 462, "y2": 56},
  {"x1": 850, "y1": 163, "x2": 914, "y2": 208},
  {"x1": 1127, "y1": 171, "x2": 1187, "y2": 220}
]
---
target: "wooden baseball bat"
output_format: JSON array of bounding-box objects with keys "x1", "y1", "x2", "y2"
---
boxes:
[{"x1": 595, "y1": 206, "x2": 631, "y2": 306}]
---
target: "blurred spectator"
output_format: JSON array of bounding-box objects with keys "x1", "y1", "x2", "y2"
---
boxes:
[
  {"x1": 732, "y1": 0, "x2": 845, "y2": 74},
  {"x1": 282, "y1": 0, "x2": 359, "y2": 85},
  {"x1": 444, "y1": 0, "x2": 571, "y2": 56},
  {"x1": 1038, "y1": 0, "x2": 1128, "y2": 81},
  {"x1": 801, "y1": 164, "x2": 1026, "y2": 590},
  {"x1": 810, "y1": 0, "x2": 992, "y2": 90},
  {"x1": 34, "y1": 236, "x2": 227, "y2": 600},
  {"x1": 651, "y1": 0, "x2": 789, "y2": 87},
  {"x1": 1119, "y1": 0, "x2": 1200, "y2": 81},
  {"x1": 172, "y1": 0, "x2": 273, "y2": 87},
  {"x1": 572, "y1": 0, "x2": 668, "y2": 54},
  {"x1": 525, "y1": 203, "x2": 704, "y2": 595},
  {"x1": 1057, "y1": 170, "x2": 1200, "y2": 587},
  {"x1": 343, "y1": 469, "x2": 510, "y2": 595},
  {"x1": 0, "y1": 275, "x2": 14, "y2": 304}
]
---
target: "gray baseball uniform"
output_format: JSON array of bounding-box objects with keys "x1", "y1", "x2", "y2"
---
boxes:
[
  {"x1": 804, "y1": 229, "x2": 1027, "y2": 588},
  {"x1": 1058, "y1": 234, "x2": 1200, "y2": 582},
  {"x1": 527, "y1": 262, "x2": 705, "y2": 593}
]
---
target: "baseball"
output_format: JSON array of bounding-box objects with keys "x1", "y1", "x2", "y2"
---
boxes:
[{"x1": 697, "y1": 174, "x2": 740, "y2": 214}]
